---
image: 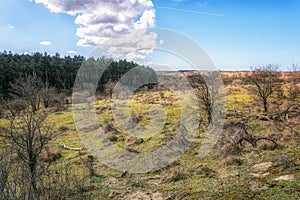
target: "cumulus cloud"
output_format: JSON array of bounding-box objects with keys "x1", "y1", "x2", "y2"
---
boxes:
[
  {"x1": 35, "y1": 0, "x2": 157, "y2": 61},
  {"x1": 40, "y1": 41, "x2": 52, "y2": 46},
  {"x1": 67, "y1": 50, "x2": 77, "y2": 54},
  {"x1": 102, "y1": 30, "x2": 157, "y2": 60}
]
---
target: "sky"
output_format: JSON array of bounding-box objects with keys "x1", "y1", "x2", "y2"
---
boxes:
[{"x1": 0, "y1": 0, "x2": 300, "y2": 70}]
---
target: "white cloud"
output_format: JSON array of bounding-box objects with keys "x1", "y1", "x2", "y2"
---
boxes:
[
  {"x1": 134, "y1": 9, "x2": 156, "y2": 29},
  {"x1": 23, "y1": 51, "x2": 30, "y2": 55},
  {"x1": 35, "y1": 0, "x2": 157, "y2": 61},
  {"x1": 67, "y1": 50, "x2": 77, "y2": 54},
  {"x1": 197, "y1": 1, "x2": 209, "y2": 7},
  {"x1": 2, "y1": 25, "x2": 14, "y2": 30},
  {"x1": 101, "y1": 30, "x2": 157, "y2": 60},
  {"x1": 39, "y1": 41, "x2": 52, "y2": 46}
]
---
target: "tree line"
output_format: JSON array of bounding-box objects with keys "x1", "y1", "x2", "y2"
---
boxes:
[{"x1": 0, "y1": 51, "x2": 157, "y2": 99}]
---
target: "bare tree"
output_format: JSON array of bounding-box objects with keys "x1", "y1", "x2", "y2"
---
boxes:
[
  {"x1": 4, "y1": 109, "x2": 56, "y2": 199},
  {"x1": 104, "y1": 79, "x2": 116, "y2": 98},
  {"x1": 197, "y1": 80, "x2": 213, "y2": 124},
  {"x1": 10, "y1": 74, "x2": 59, "y2": 111},
  {"x1": 248, "y1": 64, "x2": 281, "y2": 112},
  {"x1": 287, "y1": 64, "x2": 300, "y2": 102},
  {"x1": 41, "y1": 86, "x2": 56, "y2": 108},
  {"x1": 2, "y1": 74, "x2": 57, "y2": 199},
  {"x1": 10, "y1": 74, "x2": 44, "y2": 112},
  {"x1": 1, "y1": 74, "x2": 105, "y2": 199},
  {"x1": 0, "y1": 146, "x2": 13, "y2": 198},
  {"x1": 189, "y1": 71, "x2": 225, "y2": 125},
  {"x1": 271, "y1": 64, "x2": 300, "y2": 136}
]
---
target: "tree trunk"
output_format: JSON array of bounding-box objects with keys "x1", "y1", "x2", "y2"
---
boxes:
[
  {"x1": 207, "y1": 106, "x2": 213, "y2": 125},
  {"x1": 263, "y1": 100, "x2": 268, "y2": 112},
  {"x1": 29, "y1": 160, "x2": 38, "y2": 199}
]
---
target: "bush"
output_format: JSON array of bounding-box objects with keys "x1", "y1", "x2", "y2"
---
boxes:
[
  {"x1": 52, "y1": 93, "x2": 67, "y2": 111},
  {"x1": 41, "y1": 146, "x2": 62, "y2": 163},
  {"x1": 217, "y1": 129, "x2": 243, "y2": 157},
  {"x1": 223, "y1": 156, "x2": 243, "y2": 166},
  {"x1": 164, "y1": 168, "x2": 189, "y2": 183},
  {"x1": 72, "y1": 91, "x2": 90, "y2": 104},
  {"x1": 6, "y1": 99, "x2": 28, "y2": 116}
]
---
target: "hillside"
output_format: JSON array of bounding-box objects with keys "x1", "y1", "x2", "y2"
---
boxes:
[{"x1": 0, "y1": 70, "x2": 299, "y2": 199}]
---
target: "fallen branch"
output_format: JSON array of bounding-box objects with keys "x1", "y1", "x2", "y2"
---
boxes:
[
  {"x1": 236, "y1": 124, "x2": 278, "y2": 149},
  {"x1": 62, "y1": 143, "x2": 83, "y2": 151},
  {"x1": 255, "y1": 137, "x2": 278, "y2": 148}
]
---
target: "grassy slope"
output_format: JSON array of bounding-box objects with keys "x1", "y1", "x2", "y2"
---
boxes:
[{"x1": 0, "y1": 74, "x2": 299, "y2": 199}]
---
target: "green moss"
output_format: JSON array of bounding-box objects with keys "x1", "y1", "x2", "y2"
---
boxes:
[
  {"x1": 258, "y1": 179, "x2": 300, "y2": 199},
  {"x1": 226, "y1": 93, "x2": 253, "y2": 109}
]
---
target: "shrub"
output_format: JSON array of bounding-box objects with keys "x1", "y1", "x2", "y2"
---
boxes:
[
  {"x1": 6, "y1": 99, "x2": 28, "y2": 116},
  {"x1": 41, "y1": 146, "x2": 62, "y2": 163},
  {"x1": 217, "y1": 129, "x2": 243, "y2": 157},
  {"x1": 72, "y1": 91, "x2": 90, "y2": 104},
  {"x1": 223, "y1": 156, "x2": 243, "y2": 166},
  {"x1": 190, "y1": 164, "x2": 218, "y2": 178},
  {"x1": 164, "y1": 168, "x2": 189, "y2": 183},
  {"x1": 52, "y1": 93, "x2": 66, "y2": 108}
]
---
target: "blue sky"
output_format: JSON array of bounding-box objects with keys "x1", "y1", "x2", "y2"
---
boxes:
[{"x1": 0, "y1": 0, "x2": 300, "y2": 70}]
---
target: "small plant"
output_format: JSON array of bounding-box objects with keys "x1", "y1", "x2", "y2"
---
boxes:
[
  {"x1": 58, "y1": 125, "x2": 69, "y2": 132},
  {"x1": 164, "y1": 168, "x2": 189, "y2": 183},
  {"x1": 85, "y1": 155, "x2": 97, "y2": 177},
  {"x1": 130, "y1": 111, "x2": 144, "y2": 124}
]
